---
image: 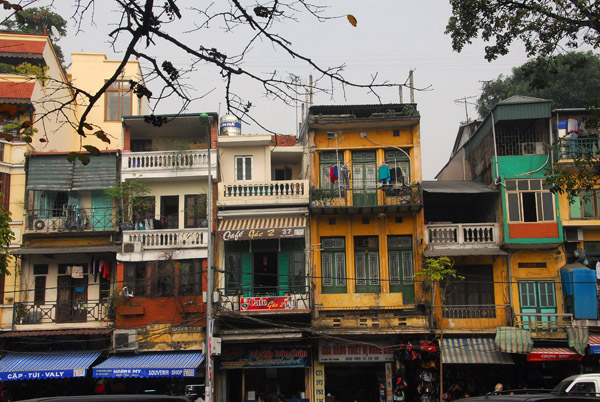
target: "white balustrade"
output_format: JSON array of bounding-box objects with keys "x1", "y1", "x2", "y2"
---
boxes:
[
  {"x1": 426, "y1": 223, "x2": 499, "y2": 246},
  {"x1": 123, "y1": 228, "x2": 208, "y2": 249},
  {"x1": 217, "y1": 180, "x2": 309, "y2": 206},
  {"x1": 122, "y1": 150, "x2": 216, "y2": 179}
]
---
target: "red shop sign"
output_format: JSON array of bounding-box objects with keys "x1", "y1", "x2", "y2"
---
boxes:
[
  {"x1": 240, "y1": 296, "x2": 293, "y2": 311},
  {"x1": 527, "y1": 347, "x2": 582, "y2": 362}
]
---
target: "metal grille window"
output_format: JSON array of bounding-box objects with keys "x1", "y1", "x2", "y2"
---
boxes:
[
  {"x1": 235, "y1": 156, "x2": 253, "y2": 181},
  {"x1": 105, "y1": 80, "x2": 132, "y2": 121},
  {"x1": 505, "y1": 179, "x2": 555, "y2": 222},
  {"x1": 444, "y1": 265, "x2": 495, "y2": 319},
  {"x1": 321, "y1": 237, "x2": 346, "y2": 293},
  {"x1": 496, "y1": 120, "x2": 540, "y2": 156},
  {"x1": 354, "y1": 236, "x2": 380, "y2": 293}
]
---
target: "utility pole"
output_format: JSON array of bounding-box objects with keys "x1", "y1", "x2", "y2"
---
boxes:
[
  {"x1": 454, "y1": 95, "x2": 478, "y2": 124},
  {"x1": 203, "y1": 113, "x2": 214, "y2": 402}
]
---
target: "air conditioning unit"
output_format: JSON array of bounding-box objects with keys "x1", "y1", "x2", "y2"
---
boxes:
[
  {"x1": 565, "y1": 227, "x2": 584, "y2": 242},
  {"x1": 113, "y1": 330, "x2": 138, "y2": 352},
  {"x1": 122, "y1": 242, "x2": 143, "y2": 253},
  {"x1": 521, "y1": 142, "x2": 545, "y2": 155}
]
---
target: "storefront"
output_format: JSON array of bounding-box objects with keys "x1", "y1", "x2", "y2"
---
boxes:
[
  {"x1": 217, "y1": 343, "x2": 311, "y2": 402},
  {"x1": 520, "y1": 347, "x2": 583, "y2": 389},
  {"x1": 317, "y1": 339, "x2": 438, "y2": 402}
]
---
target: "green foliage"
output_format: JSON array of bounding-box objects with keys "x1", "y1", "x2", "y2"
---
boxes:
[
  {"x1": 0, "y1": 119, "x2": 38, "y2": 143},
  {"x1": 477, "y1": 52, "x2": 600, "y2": 118},
  {"x1": 13, "y1": 62, "x2": 49, "y2": 82},
  {"x1": 104, "y1": 180, "x2": 152, "y2": 223},
  {"x1": 1, "y1": 7, "x2": 67, "y2": 64},
  {"x1": 545, "y1": 151, "x2": 600, "y2": 203},
  {"x1": 0, "y1": 192, "x2": 15, "y2": 277},
  {"x1": 414, "y1": 256, "x2": 463, "y2": 305},
  {"x1": 446, "y1": 1, "x2": 600, "y2": 62}
]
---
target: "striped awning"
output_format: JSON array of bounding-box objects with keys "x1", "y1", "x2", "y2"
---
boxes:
[
  {"x1": 495, "y1": 326, "x2": 533, "y2": 354},
  {"x1": 442, "y1": 338, "x2": 514, "y2": 364},
  {"x1": 0, "y1": 351, "x2": 101, "y2": 381},
  {"x1": 567, "y1": 327, "x2": 588, "y2": 356},
  {"x1": 588, "y1": 335, "x2": 600, "y2": 354},
  {"x1": 527, "y1": 347, "x2": 582, "y2": 362},
  {"x1": 93, "y1": 352, "x2": 204, "y2": 378},
  {"x1": 218, "y1": 216, "x2": 306, "y2": 241}
]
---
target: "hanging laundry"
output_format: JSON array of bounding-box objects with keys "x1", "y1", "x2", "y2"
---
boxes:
[
  {"x1": 329, "y1": 165, "x2": 338, "y2": 183},
  {"x1": 71, "y1": 265, "x2": 84, "y2": 279},
  {"x1": 103, "y1": 261, "x2": 112, "y2": 281},
  {"x1": 74, "y1": 286, "x2": 85, "y2": 294},
  {"x1": 378, "y1": 163, "x2": 390, "y2": 183},
  {"x1": 596, "y1": 261, "x2": 600, "y2": 280}
]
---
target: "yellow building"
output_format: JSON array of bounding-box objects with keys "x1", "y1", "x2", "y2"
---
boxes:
[{"x1": 300, "y1": 104, "x2": 430, "y2": 402}]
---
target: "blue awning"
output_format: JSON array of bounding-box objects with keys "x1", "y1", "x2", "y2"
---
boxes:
[
  {"x1": 0, "y1": 351, "x2": 101, "y2": 381},
  {"x1": 93, "y1": 352, "x2": 204, "y2": 378}
]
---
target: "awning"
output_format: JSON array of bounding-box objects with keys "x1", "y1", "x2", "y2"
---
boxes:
[
  {"x1": 218, "y1": 216, "x2": 306, "y2": 241},
  {"x1": 442, "y1": 338, "x2": 513, "y2": 364},
  {"x1": 93, "y1": 352, "x2": 204, "y2": 378},
  {"x1": 588, "y1": 335, "x2": 600, "y2": 354},
  {"x1": 10, "y1": 245, "x2": 119, "y2": 255},
  {"x1": 567, "y1": 327, "x2": 588, "y2": 356},
  {"x1": 0, "y1": 328, "x2": 113, "y2": 338},
  {"x1": 422, "y1": 180, "x2": 498, "y2": 193},
  {"x1": 495, "y1": 326, "x2": 533, "y2": 354},
  {"x1": 0, "y1": 351, "x2": 101, "y2": 381},
  {"x1": 424, "y1": 248, "x2": 507, "y2": 257},
  {"x1": 527, "y1": 347, "x2": 583, "y2": 362}
]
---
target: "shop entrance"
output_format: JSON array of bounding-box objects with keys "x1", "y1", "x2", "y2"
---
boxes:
[
  {"x1": 254, "y1": 252, "x2": 278, "y2": 295},
  {"x1": 325, "y1": 364, "x2": 383, "y2": 402},
  {"x1": 226, "y1": 368, "x2": 307, "y2": 402}
]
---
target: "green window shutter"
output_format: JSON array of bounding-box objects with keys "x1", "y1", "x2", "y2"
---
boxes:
[
  {"x1": 278, "y1": 252, "x2": 290, "y2": 296},
  {"x1": 570, "y1": 198, "x2": 582, "y2": 219},
  {"x1": 241, "y1": 253, "x2": 253, "y2": 296}
]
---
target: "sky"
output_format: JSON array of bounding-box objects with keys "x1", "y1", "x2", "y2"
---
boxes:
[{"x1": 4, "y1": 1, "x2": 532, "y2": 179}]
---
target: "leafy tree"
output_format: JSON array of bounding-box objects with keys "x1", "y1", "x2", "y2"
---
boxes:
[
  {"x1": 0, "y1": 192, "x2": 15, "y2": 277},
  {"x1": 1, "y1": 7, "x2": 67, "y2": 64},
  {"x1": 477, "y1": 51, "x2": 600, "y2": 118},
  {"x1": 0, "y1": 0, "x2": 417, "y2": 161},
  {"x1": 446, "y1": 0, "x2": 600, "y2": 62}
]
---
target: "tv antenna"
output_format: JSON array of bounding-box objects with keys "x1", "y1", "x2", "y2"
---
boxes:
[{"x1": 454, "y1": 95, "x2": 478, "y2": 124}]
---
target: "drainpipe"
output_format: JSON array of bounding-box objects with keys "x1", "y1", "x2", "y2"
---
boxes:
[
  {"x1": 507, "y1": 249, "x2": 513, "y2": 324},
  {"x1": 491, "y1": 111, "x2": 500, "y2": 182},
  {"x1": 204, "y1": 115, "x2": 214, "y2": 402}
]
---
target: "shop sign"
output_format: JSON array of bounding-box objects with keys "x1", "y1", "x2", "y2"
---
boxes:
[
  {"x1": 314, "y1": 361, "x2": 325, "y2": 402},
  {"x1": 241, "y1": 296, "x2": 293, "y2": 311},
  {"x1": 526, "y1": 351, "x2": 582, "y2": 362},
  {"x1": 0, "y1": 369, "x2": 85, "y2": 381},
  {"x1": 318, "y1": 341, "x2": 395, "y2": 362},
  {"x1": 385, "y1": 363, "x2": 393, "y2": 402},
  {"x1": 93, "y1": 368, "x2": 196, "y2": 378},
  {"x1": 220, "y1": 227, "x2": 305, "y2": 241},
  {"x1": 220, "y1": 344, "x2": 309, "y2": 369}
]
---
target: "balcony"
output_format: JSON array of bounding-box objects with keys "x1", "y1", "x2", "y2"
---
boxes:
[
  {"x1": 310, "y1": 184, "x2": 423, "y2": 214},
  {"x1": 439, "y1": 304, "x2": 512, "y2": 331},
  {"x1": 14, "y1": 300, "x2": 111, "y2": 326},
  {"x1": 122, "y1": 228, "x2": 208, "y2": 249},
  {"x1": 514, "y1": 313, "x2": 573, "y2": 335},
  {"x1": 25, "y1": 207, "x2": 118, "y2": 233},
  {"x1": 425, "y1": 223, "x2": 501, "y2": 252},
  {"x1": 121, "y1": 149, "x2": 216, "y2": 180},
  {"x1": 217, "y1": 180, "x2": 309, "y2": 208},
  {"x1": 555, "y1": 137, "x2": 600, "y2": 161}
]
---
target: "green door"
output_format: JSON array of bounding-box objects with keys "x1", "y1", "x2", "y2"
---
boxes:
[
  {"x1": 352, "y1": 151, "x2": 377, "y2": 207},
  {"x1": 91, "y1": 190, "x2": 113, "y2": 230},
  {"x1": 355, "y1": 252, "x2": 380, "y2": 293},
  {"x1": 278, "y1": 252, "x2": 289, "y2": 296},
  {"x1": 519, "y1": 281, "x2": 557, "y2": 331},
  {"x1": 241, "y1": 253, "x2": 253, "y2": 296}
]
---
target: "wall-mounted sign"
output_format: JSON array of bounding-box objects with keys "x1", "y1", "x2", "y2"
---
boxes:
[
  {"x1": 241, "y1": 296, "x2": 293, "y2": 311},
  {"x1": 318, "y1": 341, "x2": 395, "y2": 362},
  {"x1": 219, "y1": 227, "x2": 305, "y2": 241},
  {"x1": 219, "y1": 344, "x2": 309, "y2": 369}
]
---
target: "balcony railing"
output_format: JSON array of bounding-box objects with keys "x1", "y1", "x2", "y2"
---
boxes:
[
  {"x1": 310, "y1": 184, "x2": 422, "y2": 211},
  {"x1": 426, "y1": 223, "x2": 499, "y2": 247},
  {"x1": 26, "y1": 207, "x2": 118, "y2": 233},
  {"x1": 14, "y1": 300, "x2": 111, "y2": 325},
  {"x1": 122, "y1": 150, "x2": 216, "y2": 179},
  {"x1": 514, "y1": 313, "x2": 573, "y2": 332},
  {"x1": 217, "y1": 180, "x2": 309, "y2": 206},
  {"x1": 123, "y1": 228, "x2": 208, "y2": 249},
  {"x1": 437, "y1": 305, "x2": 512, "y2": 330},
  {"x1": 555, "y1": 137, "x2": 600, "y2": 160}
]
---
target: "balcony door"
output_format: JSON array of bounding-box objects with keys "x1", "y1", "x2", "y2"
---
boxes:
[
  {"x1": 91, "y1": 190, "x2": 113, "y2": 230},
  {"x1": 352, "y1": 151, "x2": 377, "y2": 207},
  {"x1": 518, "y1": 281, "x2": 557, "y2": 330},
  {"x1": 161, "y1": 195, "x2": 179, "y2": 229},
  {"x1": 56, "y1": 275, "x2": 88, "y2": 323}
]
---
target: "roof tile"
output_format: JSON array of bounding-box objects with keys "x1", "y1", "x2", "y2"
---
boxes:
[
  {"x1": 0, "y1": 39, "x2": 46, "y2": 54},
  {"x1": 0, "y1": 82, "x2": 35, "y2": 100}
]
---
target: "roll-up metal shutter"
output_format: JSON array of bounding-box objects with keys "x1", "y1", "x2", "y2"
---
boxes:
[
  {"x1": 26, "y1": 155, "x2": 73, "y2": 191},
  {"x1": 72, "y1": 154, "x2": 117, "y2": 190}
]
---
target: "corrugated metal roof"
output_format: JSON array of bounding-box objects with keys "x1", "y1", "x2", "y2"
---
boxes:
[
  {"x1": 0, "y1": 328, "x2": 113, "y2": 338},
  {"x1": 10, "y1": 245, "x2": 119, "y2": 255},
  {"x1": 26, "y1": 155, "x2": 73, "y2": 191},
  {"x1": 423, "y1": 248, "x2": 507, "y2": 257},
  {"x1": 422, "y1": 180, "x2": 497, "y2": 193},
  {"x1": 72, "y1": 154, "x2": 117, "y2": 190},
  {"x1": 498, "y1": 95, "x2": 550, "y2": 104}
]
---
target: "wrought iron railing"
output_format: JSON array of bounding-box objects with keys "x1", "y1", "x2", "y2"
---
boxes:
[
  {"x1": 14, "y1": 300, "x2": 111, "y2": 325},
  {"x1": 555, "y1": 138, "x2": 600, "y2": 160},
  {"x1": 26, "y1": 207, "x2": 118, "y2": 232},
  {"x1": 514, "y1": 312, "x2": 573, "y2": 331},
  {"x1": 310, "y1": 183, "x2": 422, "y2": 207}
]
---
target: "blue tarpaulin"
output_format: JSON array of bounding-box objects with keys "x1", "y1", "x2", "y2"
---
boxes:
[
  {"x1": 93, "y1": 352, "x2": 204, "y2": 378},
  {"x1": 0, "y1": 351, "x2": 101, "y2": 381}
]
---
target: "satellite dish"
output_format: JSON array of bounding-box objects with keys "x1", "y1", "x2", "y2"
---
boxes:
[{"x1": 50, "y1": 25, "x2": 60, "y2": 38}]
